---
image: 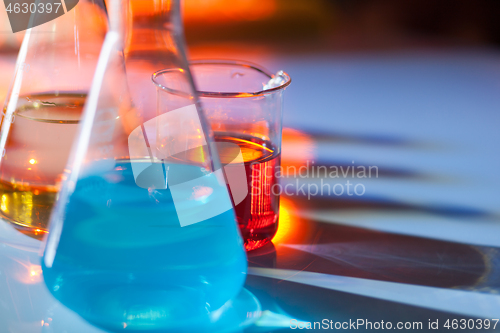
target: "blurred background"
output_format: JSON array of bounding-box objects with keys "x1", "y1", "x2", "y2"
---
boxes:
[
  {"x1": 3, "y1": 0, "x2": 500, "y2": 98},
  {"x1": 183, "y1": 0, "x2": 500, "y2": 54},
  {"x1": 2, "y1": 1, "x2": 500, "y2": 60}
]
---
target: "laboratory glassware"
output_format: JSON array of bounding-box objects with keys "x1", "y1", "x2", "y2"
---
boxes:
[
  {"x1": 0, "y1": 0, "x2": 108, "y2": 238},
  {"x1": 157, "y1": 60, "x2": 291, "y2": 251},
  {"x1": 42, "y1": 1, "x2": 250, "y2": 331}
]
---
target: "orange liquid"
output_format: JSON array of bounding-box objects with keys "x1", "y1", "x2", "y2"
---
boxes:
[{"x1": 215, "y1": 133, "x2": 280, "y2": 251}]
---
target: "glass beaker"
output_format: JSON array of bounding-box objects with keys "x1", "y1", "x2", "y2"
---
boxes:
[
  {"x1": 42, "y1": 1, "x2": 249, "y2": 331},
  {"x1": 155, "y1": 60, "x2": 291, "y2": 251},
  {"x1": 0, "y1": 0, "x2": 108, "y2": 238}
]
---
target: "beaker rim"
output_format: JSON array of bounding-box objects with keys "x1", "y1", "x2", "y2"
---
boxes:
[{"x1": 152, "y1": 59, "x2": 291, "y2": 98}]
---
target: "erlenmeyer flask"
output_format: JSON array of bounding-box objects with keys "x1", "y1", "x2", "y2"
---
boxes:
[
  {"x1": 0, "y1": 0, "x2": 108, "y2": 238},
  {"x1": 124, "y1": 0, "x2": 197, "y2": 123},
  {"x1": 42, "y1": 0, "x2": 250, "y2": 331}
]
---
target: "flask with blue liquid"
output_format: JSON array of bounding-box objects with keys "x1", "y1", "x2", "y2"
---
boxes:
[{"x1": 41, "y1": 0, "x2": 250, "y2": 331}]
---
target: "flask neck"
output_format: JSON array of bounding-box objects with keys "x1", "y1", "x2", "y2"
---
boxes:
[
  {"x1": 125, "y1": 0, "x2": 184, "y2": 58},
  {"x1": 130, "y1": 0, "x2": 181, "y2": 27}
]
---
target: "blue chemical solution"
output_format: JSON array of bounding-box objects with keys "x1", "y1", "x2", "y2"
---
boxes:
[{"x1": 42, "y1": 161, "x2": 247, "y2": 332}]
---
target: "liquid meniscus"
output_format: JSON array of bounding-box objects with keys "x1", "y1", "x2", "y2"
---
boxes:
[{"x1": 0, "y1": 93, "x2": 85, "y2": 238}]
